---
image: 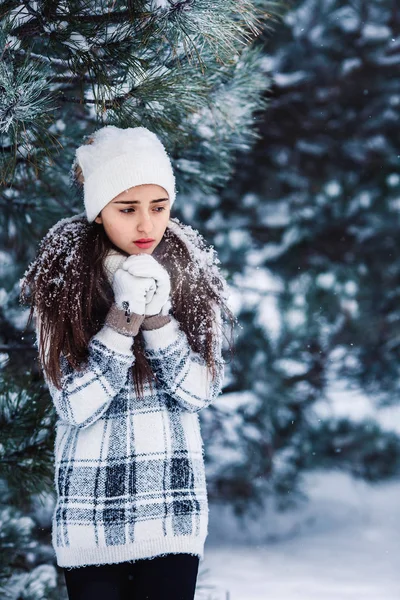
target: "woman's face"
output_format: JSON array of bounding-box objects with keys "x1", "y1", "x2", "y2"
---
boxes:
[{"x1": 95, "y1": 184, "x2": 171, "y2": 255}]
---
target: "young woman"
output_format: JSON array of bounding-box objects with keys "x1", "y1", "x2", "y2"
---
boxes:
[{"x1": 20, "y1": 125, "x2": 235, "y2": 600}]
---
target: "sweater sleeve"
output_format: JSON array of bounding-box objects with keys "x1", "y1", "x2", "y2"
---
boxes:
[
  {"x1": 35, "y1": 313, "x2": 135, "y2": 429},
  {"x1": 141, "y1": 305, "x2": 225, "y2": 413}
]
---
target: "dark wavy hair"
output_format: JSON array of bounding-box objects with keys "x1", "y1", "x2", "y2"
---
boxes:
[{"x1": 20, "y1": 214, "x2": 236, "y2": 401}]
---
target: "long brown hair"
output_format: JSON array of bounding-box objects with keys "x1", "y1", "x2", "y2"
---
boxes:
[{"x1": 20, "y1": 213, "x2": 236, "y2": 401}]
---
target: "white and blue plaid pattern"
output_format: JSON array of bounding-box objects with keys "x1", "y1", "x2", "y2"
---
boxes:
[{"x1": 38, "y1": 314, "x2": 225, "y2": 568}]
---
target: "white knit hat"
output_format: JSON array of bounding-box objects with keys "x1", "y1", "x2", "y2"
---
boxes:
[{"x1": 74, "y1": 125, "x2": 176, "y2": 222}]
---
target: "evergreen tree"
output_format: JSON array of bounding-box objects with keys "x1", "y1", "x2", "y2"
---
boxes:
[
  {"x1": 0, "y1": 0, "x2": 284, "y2": 596},
  {"x1": 202, "y1": 0, "x2": 400, "y2": 516}
]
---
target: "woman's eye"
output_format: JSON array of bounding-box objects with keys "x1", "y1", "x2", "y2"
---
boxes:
[{"x1": 120, "y1": 207, "x2": 165, "y2": 214}]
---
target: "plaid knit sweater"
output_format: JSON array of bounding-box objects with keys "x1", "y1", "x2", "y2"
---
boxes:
[{"x1": 37, "y1": 309, "x2": 225, "y2": 568}]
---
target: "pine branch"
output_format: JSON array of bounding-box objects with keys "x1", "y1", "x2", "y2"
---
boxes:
[
  {"x1": 0, "y1": 0, "x2": 21, "y2": 20},
  {"x1": 12, "y1": 48, "x2": 70, "y2": 68},
  {"x1": 9, "y1": 7, "x2": 153, "y2": 38}
]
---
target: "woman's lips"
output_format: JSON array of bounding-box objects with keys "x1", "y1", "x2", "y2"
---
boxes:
[{"x1": 134, "y1": 240, "x2": 154, "y2": 248}]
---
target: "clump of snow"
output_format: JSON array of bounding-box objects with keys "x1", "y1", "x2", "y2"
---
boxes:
[
  {"x1": 341, "y1": 57, "x2": 362, "y2": 75},
  {"x1": 324, "y1": 180, "x2": 342, "y2": 197},
  {"x1": 387, "y1": 173, "x2": 400, "y2": 187},
  {"x1": 362, "y1": 24, "x2": 391, "y2": 42},
  {"x1": 316, "y1": 272, "x2": 335, "y2": 289},
  {"x1": 333, "y1": 6, "x2": 360, "y2": 33},
  {"x1": 274, "y1": 71, "x2": 309, "y2": 88}
]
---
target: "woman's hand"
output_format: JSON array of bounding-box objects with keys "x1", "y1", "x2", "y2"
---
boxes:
[
  {"x1": 122, "y1": 254, "x2": 171, "y2": 316},
  {"x1": 113, "y1": 268, "x2": 156, "y2": 316}
]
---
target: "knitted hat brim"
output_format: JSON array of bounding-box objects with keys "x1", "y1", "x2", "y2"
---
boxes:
[{"x1": 84, "y1": 152, "x2": 175, "y2": 222}]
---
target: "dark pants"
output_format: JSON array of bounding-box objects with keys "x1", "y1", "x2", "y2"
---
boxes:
[{"x1": 63, "y1": 553, "x2": 200, "y2": 600}]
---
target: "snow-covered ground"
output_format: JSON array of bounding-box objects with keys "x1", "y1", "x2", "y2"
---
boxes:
[{"x1": 197, "y1": 470, "x2": 400, "y2": 600}]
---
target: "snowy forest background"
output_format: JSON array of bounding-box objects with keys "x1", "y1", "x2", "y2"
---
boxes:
[{"x1": 1, "y1": 1, "x2": 399, "y2": 598}]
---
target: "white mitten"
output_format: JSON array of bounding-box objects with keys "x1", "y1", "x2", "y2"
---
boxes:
[
  {"x1": 121, "y1": 254, "x2": 171, "y2": 316},
  {"x1": 112, "y1": 267, "x2": 156, "y2": 316}
]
